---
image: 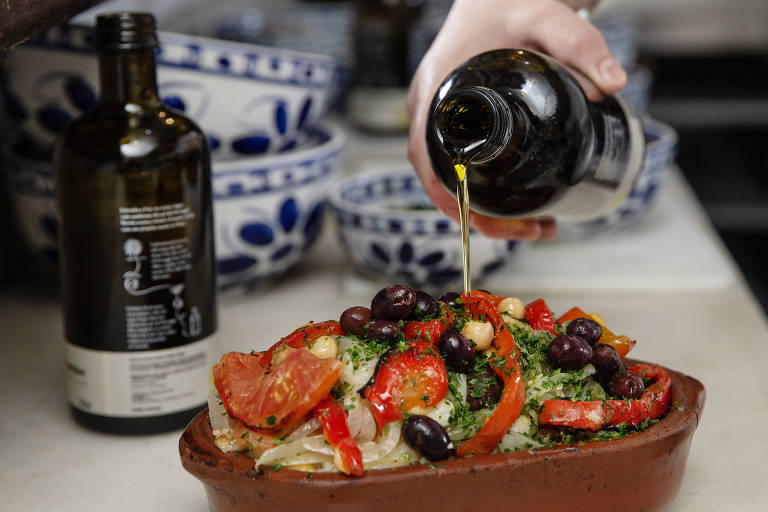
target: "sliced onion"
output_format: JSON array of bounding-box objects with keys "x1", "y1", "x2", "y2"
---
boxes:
[
  {"x1": 284, "y1": 417, "x2": 321, "y2": 443},
  {"x1": 256, "y1": 434, "x2": 334, "y2": 469},
  {"x1": 346, "y1": 399, "x2": 377, "y2": 443},
  {"x1": 359, "y1": 420, "x2": 402, "y2": 463}
]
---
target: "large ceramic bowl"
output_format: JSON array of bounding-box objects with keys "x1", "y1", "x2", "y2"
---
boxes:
[
  {"x1": 179, "y1": 360, "x2": 705, "y2": 512},
  {"x1": 4, "y1": 122, "x2": 345, "y2": 287},
  {"x1": 2, "y1": 24, "x2": 337, "y2": 160},
  {"x1": 327, "y1": 170, "x2": 520, "y2": 291},
  {"x1": 213, "y1": 122, "x2": 344, "y2": 291}
]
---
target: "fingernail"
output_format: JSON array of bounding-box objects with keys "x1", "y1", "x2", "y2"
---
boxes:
[{"x1": 599, "y1": 57, "x2": 624, "y2": 82}]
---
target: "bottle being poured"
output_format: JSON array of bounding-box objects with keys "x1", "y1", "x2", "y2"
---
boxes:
[{"x1": 427, "y1": 49, "x2": 645, "y2": 295}]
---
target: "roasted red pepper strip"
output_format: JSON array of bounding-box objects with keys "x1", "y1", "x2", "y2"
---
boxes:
[
  {"x1": 361, "y1": 341, "x2": 448, "y2": 430},
  {"x1": 314, "y1": 398, "x2": 364, "y2": 476},
  {"x1": 403, "y1": 303, "x2": 455, "y2": 344},
  {"x1": 261, "y1": 320, "x2": 343, "y2": 367},
  {"x1": 455, "y1": 293, "x2": 526, "y2": 457},
  {"x1": 556, "y1": 306, "x2": 589, "y2": 325},
  {"x1": 538, "y1": 364, "x2": 671, "y2": 431},
  {"x1": 462, "y1": 293, "x2": 503, "y2": 333},
  {"x1": 470, "y1": 290, "x2": 505, "y2": 307},
  {"x1": 525, "y1": 298, "x2": 557, "y2": 334}
]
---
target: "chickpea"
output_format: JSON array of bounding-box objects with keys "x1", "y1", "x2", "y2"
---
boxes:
[
  {"x1": 497, "y1": 296, "x2": 524, "y2": 319},
  {"x1": 309, "y1": 335, "x2": 338, "y2": 359},
  {"x1": 461, "y1": 321, "x2": 494, "y2": 351}
]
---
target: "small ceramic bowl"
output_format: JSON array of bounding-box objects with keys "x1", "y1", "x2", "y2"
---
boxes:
[
  {"x1": 212, "y1": 122, "x2": 344, "y2": 291},
  {"x1": 565, "y1": 118, "x2": 678, "y2": 234},
  {"x1": 3, "y1": 24, "x2": 337, "y2": 160},
  {"x1": 327, "y1": 170, "x2": 520, "y2": 291},
  {"x1": 621, "y1": 65, "x2": 654, "y2": 113},
  {"x1": 179, "y1": 361, "x2": 705, "y2": 512},
  {"x1": 593, "y1": 8, "x2": 640, "y2": 70},
  {"x1": 3, "y1": 148, "x2": 59, "y2": 272},
  {"x1": 4, "y1": 123, "x2": 344, "y2": 288}
]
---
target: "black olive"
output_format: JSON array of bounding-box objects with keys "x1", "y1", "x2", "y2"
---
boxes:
[
  {"x1": 547, "y1": 335, "x2": 593, "y2": 371},
  {"x1": 610, "y1": 371, "x2": 645, "y2": 399},
  {"x1": 438, "y1": 329, "x2": 474, "y2": 373},
  {"x1": 408, "y1": 291, "x2": 439, "y2": 320},
  {"x1": 365, "y1": 320, "x2": 402, "y2": 344},
  {"x1": 467, "y1": 366, "x2": 502, "y2": 411},
  {"x1": 371, "y1": 285, "x2": 417, "y2": 320},
  {"x1": 402, "y1": 415, "x2": 454, "y2": 461},
  {"x1": 340, "y1": 306, "x2": 372, "y2": 336},
  {"x1": 437, "y1": 291, "x2": 461, "y2": 309},
  {"x1": 592, "y1": 344, "x2": 623, "y2": 381},
  {"x1": 566, "y1": 317, "x2": 603, "y2": 346}
]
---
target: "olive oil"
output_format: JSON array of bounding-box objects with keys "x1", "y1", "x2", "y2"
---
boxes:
[
  {"x1": 55, "y1": 13, "x2": 218, "y2": 434},
  {"x1": 455, "y1": 163, "x2": 471, "y2": 297},
  {"x1": 427, "y1": 49, "x2": 645, "y2": 223}
]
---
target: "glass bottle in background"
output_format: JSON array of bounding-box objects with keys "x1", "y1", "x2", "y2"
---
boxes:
[
  {"x1": 55, "y1": 12, "x2": 218, "y2": 434},
  {"x1": 427, "y1": 49, "x2": 645, "y2": 223},
  {"x1": 347, "y1": 0, "x2": 424, "y2": 133}
]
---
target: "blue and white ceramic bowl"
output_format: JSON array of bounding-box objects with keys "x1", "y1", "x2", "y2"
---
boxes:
[
  {"x1": 592, "y1": 8, "x2": 639, "y2": 70},
  {"x1": 4, "y1": 151, "x2": 59, "y2": 272},
  {"x1": 621, "y1": 65, "x2": 654, "y2": 113},
  {"x1": 328, "y1": 170, "x2": 520, "y2": 290},
  {"x1": 5, "y1": 122, "x2": 345, "y2": 288},
  {"x1": 3, "y1": 24, "x2": 337, "y2": 160},
  {"x1": 566, "y1": 118, "x2": 678, "y2": 233},
  {"x1": 212, "y1": 122, "x2": 344, "y2": 291}
]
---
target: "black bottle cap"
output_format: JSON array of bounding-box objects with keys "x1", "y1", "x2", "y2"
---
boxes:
[{"x1": 94, "y1": 12, "x2": 158, "y2": 52}]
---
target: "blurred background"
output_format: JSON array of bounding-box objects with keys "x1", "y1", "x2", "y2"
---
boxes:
[{"x1": 0, "y1": 0, "x2": 766, "y2": 313}]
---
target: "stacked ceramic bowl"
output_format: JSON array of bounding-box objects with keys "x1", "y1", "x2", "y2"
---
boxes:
[
  {"x1": 329, "y1": 170, "x2": 520, "y2": 292},
  {"x1": 2, "y1": 24, "x2": 343, "y2": 289}
]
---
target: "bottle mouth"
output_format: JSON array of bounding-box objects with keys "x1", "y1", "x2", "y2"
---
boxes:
[
  {"x1": 94, "y1": 12, "x2": 158, "y2": 52},
  {"x1": 433, "y1": 86, "x2": 512, "y2": 164}
]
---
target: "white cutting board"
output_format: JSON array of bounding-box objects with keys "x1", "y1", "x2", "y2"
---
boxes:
[{"x1": 493, "y1": 168, "x2": 738, "y2": 294}]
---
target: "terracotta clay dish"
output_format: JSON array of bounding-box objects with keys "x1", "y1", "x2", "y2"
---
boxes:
[{"x1": 180, "y1": 359, "x2": 704, "y2": 512}]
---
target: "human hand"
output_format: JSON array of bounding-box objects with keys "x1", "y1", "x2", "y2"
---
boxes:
[{"x1": 407, "y1": 0, "x2": 626, "y2": 240}]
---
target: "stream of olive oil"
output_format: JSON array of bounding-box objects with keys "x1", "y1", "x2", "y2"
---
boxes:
[{"x1": 455, "y1": 163, "x2": 471, "y2": 297}]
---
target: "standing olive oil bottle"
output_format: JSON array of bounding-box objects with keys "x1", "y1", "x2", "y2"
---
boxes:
[{"x1": 55, "y1": 13, "x2": 218, "y2": 434}]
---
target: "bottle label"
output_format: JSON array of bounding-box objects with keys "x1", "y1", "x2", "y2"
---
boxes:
[
  {"x1": 65, "y1": 336, "x2": 219, "y2": 417},
  {"x1": 117, "y1": 203, "x2": 209, "y2": 351}
]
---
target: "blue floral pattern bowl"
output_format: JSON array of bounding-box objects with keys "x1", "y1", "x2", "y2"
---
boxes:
[
  {"x1": 3, "y1": 24, "x2": 337, "y2": 160},
  {"x1": 328, "y1": 170, "x2": 520, "y2": 290},
  {"x1": 212, "y1": 122, "x2": 344, "y2": 291},
  {"x1": 565, "y1": 118, "x2": 678, "y2": 234},
  {"x1": 5, "y1": 123, "x2": 344, "y2": 289}
]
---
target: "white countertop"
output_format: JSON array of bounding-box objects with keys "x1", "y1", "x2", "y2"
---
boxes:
[{"x1": 2, "y1": 128, "x2": 768, "y2": 511}]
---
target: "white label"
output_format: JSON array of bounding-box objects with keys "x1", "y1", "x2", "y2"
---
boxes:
[{"x1": 65, "y1": 337, "x2": 219, "y2": 418}]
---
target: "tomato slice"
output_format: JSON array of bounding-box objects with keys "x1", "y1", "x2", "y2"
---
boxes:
[
  {"x1": 361, "y1": 342, "x2": 448, "y2": 430},
  {"x1": 403, "y1": 303, "x2": 455, "y2": 344},
  {"x1": 261, "y1": 320, "x2": 343, "y2": 367},
  {"x1": 214, "y1": 348, "x2": 342, "y2": 431},
  {"x1": 538, "y1": 364, "x2": 671, "y2": 431},
  {"x1": 525, "y1": 298, "x2": 557, "y2": 334}
]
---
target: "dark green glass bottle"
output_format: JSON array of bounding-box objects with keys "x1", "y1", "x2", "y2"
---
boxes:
[
  {"x1": 427, "y1": 49, "x2": 645, "y2": 222},
  {"x1": 55, "y1": 13, "x2": 217, "y2": 434}
]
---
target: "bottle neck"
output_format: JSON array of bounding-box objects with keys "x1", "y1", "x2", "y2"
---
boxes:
[
  {"x1": 434, "y1": 86, "x2": 514, "y2": 164},
  {"x1": 98, "y1": 48, "x2": 160, "y2": 106}
]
